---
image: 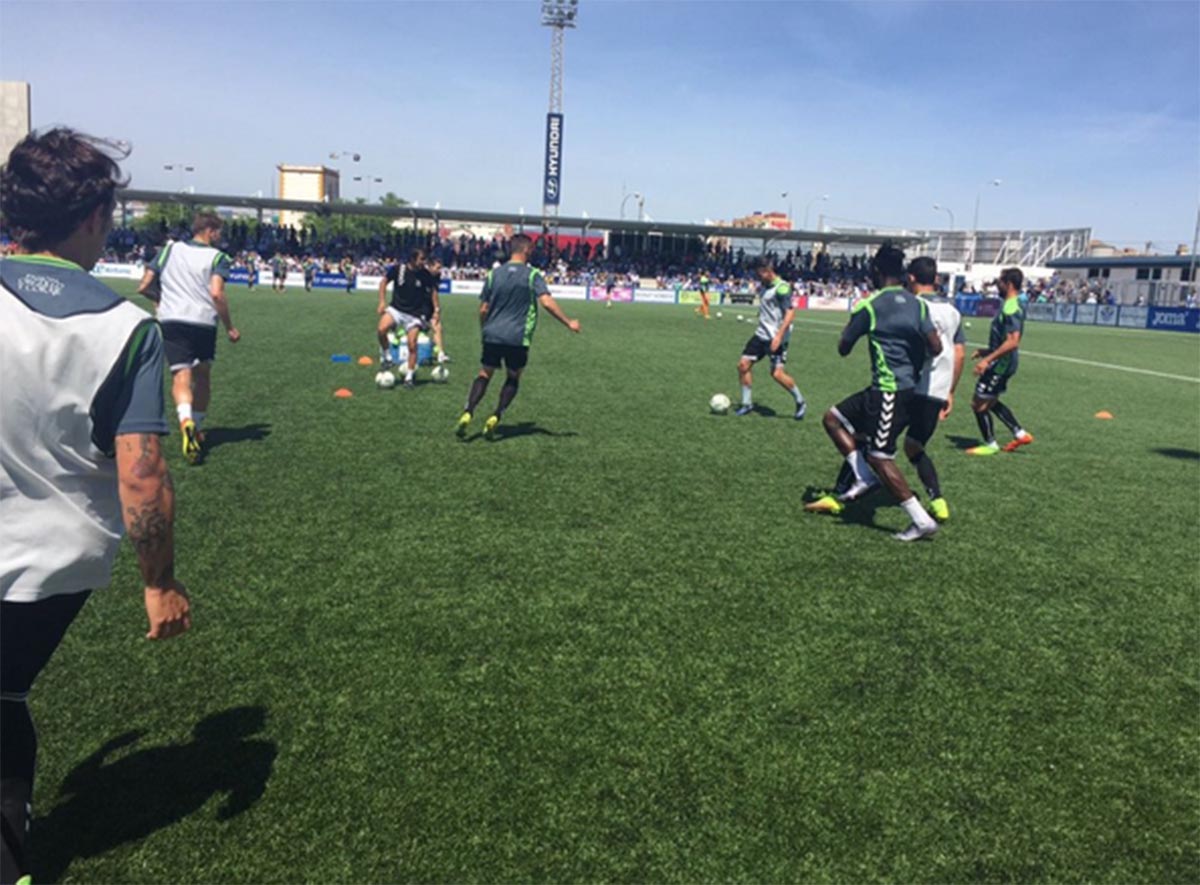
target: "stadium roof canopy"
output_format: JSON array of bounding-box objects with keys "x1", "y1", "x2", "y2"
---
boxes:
[
  {"x1": 1046, "y1": 255, "x2": 1197, "y2": 269},
  {"x1": 116, "y1": 189, "x2": 925, "y2": 249}
]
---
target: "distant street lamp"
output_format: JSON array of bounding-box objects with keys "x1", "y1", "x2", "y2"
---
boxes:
[
  {"x1": 970, "y1": 179, "x2": 1002, "y2": 267},
  {"x1": 353, "y1": 175, "x2": 384, "y2": 202},
  {"x1": 620, "y1": 191, "x2": 644, "y2": 221},
  {"x1": 932, "y1": 203, "x2": 955, "y2": 230},
  {"x1": 803, "y1": 194, "x2": 829, "y2": 230},
  {"x1": 163, "y1": 163, "x2": 195, "y2": 193}
]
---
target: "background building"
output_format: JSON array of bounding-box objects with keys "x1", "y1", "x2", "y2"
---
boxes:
[
  {"x1": 277, "y1": 164, "x2": 340, "y2": 228},
  {"x1": 0, "y1": 81, "x2": 32, "y2": 162}
]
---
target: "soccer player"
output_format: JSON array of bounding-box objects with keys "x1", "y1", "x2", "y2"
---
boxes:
[
  {"x1": 302, "y1": 255, "x2": 316, "y2": 292},
  {"x1": 968, "y1": 267, "x2": 1034, "y2": 455},
  {"x1": 904, "y1": 257, "x2": 965, "y2": 522},
  {"x1": 455, "y1": 234, "x2": 581, "y2": 439},
  {"x1": 426, "y1": 257, "x2": 451, "y2": 363},
  {"x1": 377, "y1": 248, "x2": 435, "y2": 388},
  {"x1": 271, "y1": 252, "x2": 287, "y2": 292},
  {"x1": 138, "y1": 211, "x2": 241, "y2": 464},
  {"x1": 340, "y1": 255, "x2": 357, "y2": 294},
  {"x1": 697, "y1": 272, "x2": 711, "y2": 319},
  {"x1": 243, "y1": 252, "x2": 258, "y2": 290},
  {"x1": 1, "y1": 128, "x2": 191, "y2": 885},
  {"x1": 804, "y1": 243, "x2": 943, "y2": 541},
  {"x1": 734, "y1": 258, "x2": 806, "y2": 420}
]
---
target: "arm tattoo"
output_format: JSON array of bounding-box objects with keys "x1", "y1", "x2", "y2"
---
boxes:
[{"x1": 126, "y1": 503, "x2": 175, "y2": 585}]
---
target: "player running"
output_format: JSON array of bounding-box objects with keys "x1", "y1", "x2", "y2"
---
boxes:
[
  {"x1": 735, "y1": 258, "x2": 806, "y2": 419},
  {"x1": 904, "y1": 256, "x2": 965, "y2": 522},
  {"x1": 270, "y1": 252, "x2": 287, "y2": 292},
  {"x1": 697, "y1": 272, "x2": 711, "y2": 319},
  {"x1": 245, "y1": 253, "x2": 258, "y2": 290},
  {"x1": 804, "y1": 243, "x2": 943, "y2": 541},
  {"x1": 968, "y1": 267, "x2": 1034, "y2": 455},
  {"x1": 340, "y1": 255, "x2": 357, "y2": 294},
  {"x1": 138, "y1": 211, "x2": 240, "y2": 464},
  {"x1": 455, "y1": 234, "x2": 581, "y2": 440},
  {"x1": 426, "y1": 257, "x2": 451, "y2": 363},
  {"x1": 377, "y1": 249, "x2": 435, "y2": 388}
]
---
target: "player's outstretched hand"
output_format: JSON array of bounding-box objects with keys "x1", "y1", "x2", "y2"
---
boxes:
[
  {"x1": 973, "y1": 359, "x2": 989, "y2": 376},
  {"x1": 145, "y1": 580, "x2": 192, "y2": 640},
  {"x1": 939, "y1": 393, "x2": 954, "y2": 421},
  {"x1": 377, "y1": 303, "x2": 387, "y2": 316},
  {"x1": 567, "y1": 319, "x2": 582, "y2": 334},
  {"x1": 227, "y1": 327, "x2": 241, "y2": 343}
]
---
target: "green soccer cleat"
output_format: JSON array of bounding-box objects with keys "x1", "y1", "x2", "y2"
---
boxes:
[
  {"x1": 181, "y1": 419, "x2": 201, "y2": 465},
  {"x1": 804, "y1": 495, "x2": 845, "y2": 516},
  {"x1": 483, "y1": 416, "x2": 500, "y2": 440},
  {"x1": 966, "y1": 441, "x2": 1001, "y2": 456},
  {"x1": 929, "y1": 497, "x2": 950, "y2": 522},
  {"x1": 455, "y1": 412, "x2": 472, "y2": 438}
]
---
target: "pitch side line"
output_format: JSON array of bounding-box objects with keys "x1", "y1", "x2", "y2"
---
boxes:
[{"x1": 794, "y1": 316, "x2": 1200, "y2": 384}]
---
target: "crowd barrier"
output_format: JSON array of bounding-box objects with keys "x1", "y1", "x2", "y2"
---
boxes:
[
  {"x1": 971, "y1": 296, "x2": 1198, "y2": 334},
  {"x1": 89, "y1": 263, "x2": 1198, "y2": 332}
]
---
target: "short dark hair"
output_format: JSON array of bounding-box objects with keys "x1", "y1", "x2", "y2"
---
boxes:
[
  {"x1": 751, "y1": 256, "x2": 775, "y2": 272},
  {"x1": 870, "y1": 242, "x2": 906, "y2": 283},
  {"x1": 510, "y1": 233, "x2": 533, "y2": 254},
  {"x1": 0, "y1": 127, "x2": 129, "y2": 251},
  {"x1": 908, "y1": 256, "x2": 937, "y2": 286},
  {"x1": 193, "y1": 211, "x2": 222, "y2": 235},
  {"x1": 407, "y1": 247, "x2": 426, "y2": 264},
  {"x1": 1000, "y1": 267, "x2": 1024, "y2": 291}
]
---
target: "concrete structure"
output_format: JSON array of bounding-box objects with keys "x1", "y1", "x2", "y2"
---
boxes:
[
  {"x1": 277, "y1": 165, "x2": 340, "y2": 227},
  {"x1": 0, "y1": 81, "x2": 32, "y2": 162},
  {"x1": 1046, "y1": 254, "x2": 1198, "y2": 305}
]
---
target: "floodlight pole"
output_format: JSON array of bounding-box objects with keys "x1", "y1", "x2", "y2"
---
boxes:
[{"x1": 541, "y1": 2, "x2": 577, "y2": 226}]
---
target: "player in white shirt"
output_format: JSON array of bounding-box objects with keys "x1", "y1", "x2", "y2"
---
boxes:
[
  {"x1": 1, "y1": 128, "x2": 191, "y2": 884},
  {"x1": 138, "y1": 212, "x2": 241, "y2": 464},
  {"x1": 904, "y1": 257, "x2": 965, "y2": 523}
]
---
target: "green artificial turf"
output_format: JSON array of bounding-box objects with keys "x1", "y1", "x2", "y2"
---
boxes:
[{"x1": 25, "y1": 283, "x2": 1200, "y2": 883}]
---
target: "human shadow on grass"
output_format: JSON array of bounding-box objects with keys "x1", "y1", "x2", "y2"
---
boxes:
[
  {"x1": 945, "y1": 434, "x2": 982, "y2": 451},
  {"x1": 460, "y1": 422, "x2": 579, "y2": 443},
  {"x1": 202, "y1": 423, "x2": 272, "y2": 452},
  {"x1": 32, "y1": 706, "x2": 276, "y2": 882},
  {"x1": 800, "y1": 486, "x2": 894, "y2": 534},
  {"x1": 1152, "y1": 447, "x2": 1200, "y2": 461}
]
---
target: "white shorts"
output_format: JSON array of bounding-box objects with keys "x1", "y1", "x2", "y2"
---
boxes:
[{"x1": 386, "y1": 307, "x2": 427, "y2": 332}]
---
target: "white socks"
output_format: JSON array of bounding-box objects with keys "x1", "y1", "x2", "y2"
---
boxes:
[
  {"x1": 789, "y1": 386, "x2": 805, "y2": 406},
  {"x1": 900, "y1": 496, "x2": 936, "y2": 528},
  {"x1": 741, "y1": 385, "x2": 753, "y2": 406},
  {"x1": 176, "y1": 403, "x2": 193, "y2": 424},
  {"x1": 847, "y1": 450, "x2": 872, "y2": 484}
]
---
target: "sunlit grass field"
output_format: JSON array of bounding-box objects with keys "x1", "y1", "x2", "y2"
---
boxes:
[{"x1": 29, "y1": 282, "x2": 1200, "y2": 882}]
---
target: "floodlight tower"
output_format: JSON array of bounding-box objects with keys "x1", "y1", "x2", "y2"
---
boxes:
[{"x1": 541, "y1": 0, "x2": 578, "y2": 222}]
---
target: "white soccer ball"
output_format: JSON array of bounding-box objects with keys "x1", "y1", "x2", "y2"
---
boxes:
[
  {"x1": 430, "y1": 365, "x2": 449, "y2": 383},
  {"x1": 709, "y1": 393, "x2": 732, "y2": 415},
  {"x1": 375, "y1": 370, "x2": 396, "y2": 389},
  {"x1": 716, "y1": 312, "x2": 723, "y2": 319},
  {"x1": 735, "y1": 315, "x2": 744, "y2": 322}
]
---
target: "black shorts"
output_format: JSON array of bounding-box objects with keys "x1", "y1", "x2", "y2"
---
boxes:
[
  {"x1": 741, "y1": 335, "x2": 787, "y2": 369},
  {"x1": 975, "y1": 369, "x2": 1012, "y2": 400},
  {"x1": 162, "y1": 321, "x2": 218, "y2": 371},
  {"x1": 482, "y1": 342, "x2": 530, "y2": 372},
  {"x1": 906, "y1": 394, "x2": 946, "y2": 447},
  {"x1": 832, "y1": 387, "x2": 914, "y2": 460}
]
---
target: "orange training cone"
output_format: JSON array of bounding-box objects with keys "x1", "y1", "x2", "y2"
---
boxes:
[
  {"x1": 357, "y1": 356, "x2": 373, "y2": 366},
  {"x1": 1095, "y1": 410, "x2": 1113, "y2": 420},
  {"x1": 334, "y1": 388, "x2": 354, "y2": 399}
]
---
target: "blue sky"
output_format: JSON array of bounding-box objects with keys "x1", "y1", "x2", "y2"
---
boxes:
[{"x1": 2, "y1": 0, "x2": 1196, "y2": 247}]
